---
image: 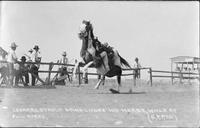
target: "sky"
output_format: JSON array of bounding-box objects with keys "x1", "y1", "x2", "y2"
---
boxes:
[{"x1": 0, "y1": 1, "x2": 199, "y2": 79}]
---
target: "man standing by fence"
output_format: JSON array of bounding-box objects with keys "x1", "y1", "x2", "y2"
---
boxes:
[
  {"x1": 0, "y1": 49, "x2": 8, "y2": 85},
  {"x1": 58, "y1": 51, "x2": 71, "y2": 82},
  {"x1": 7, "y1": 42, "x2": 18, "y2": 86},
  {"x1": 30, "y1": 45, "x2": 41, "y2": 86},
  {"x1": 134, "y1": 57, "x2": 142, "y2": 79},
  {"x1": 15, "y1": 56, "x2": 29, "y2": 86}
]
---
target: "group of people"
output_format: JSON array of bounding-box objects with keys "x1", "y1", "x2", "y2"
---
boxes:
[
  {"x1": 0, "y1": 42, "x2": 72, "y2": 87},
  {"x1": 0, "y1": 42, "x2": 42, "y2": 86}
]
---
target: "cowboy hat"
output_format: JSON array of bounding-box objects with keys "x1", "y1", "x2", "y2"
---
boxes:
[
  {"x1": 62, "y1": 51, "x2": 67, "y2": 56},
  {"x1": 33, "y1": 45, "x2": 39, "y2": 50},
  {"x1": 20, "y1": 56, "x2": 26, "y2": 61},
  {"x1": 10, "y1": 42, "x2": 18, "y2": 48},
  {"x1": 82, "y1": 20, "x2": 90, "y2": 25}
]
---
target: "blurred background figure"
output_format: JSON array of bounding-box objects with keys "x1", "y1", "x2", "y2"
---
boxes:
[
  {"x1": 30, "y1": 45, "x2": 41, "y2": 86},
  {"x1": 7, "y1": 42, "x2": 18, "y2": 86},
  {"x1": 58, "y1": 51, "x2": 71, "y2": 82},
  {"x1": 59, "y1": 51, "x2": 68, "y2": 75},
  {"x1": 0, "y1": 48, "x2": 8, "y2": 85},
  {"x1": 25, "y1": 49, "x2": 33, "y2": 61},
  {"x1": 134, "y1": 57, "x2": 142, "y2": 79},
  {"x1": 15, "y1": 56, "x2": 29, "y2": 86}
]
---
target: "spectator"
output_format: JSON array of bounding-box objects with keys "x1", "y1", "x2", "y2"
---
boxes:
[
  {"x1": 30, "y1": 45, "x2": 41, "y2": 86},
  {"x1": 7, "y1": 42, "x2": 18, "y2": 86},
  {"x1": 0, "y1": 52, "x2": 8, "y2": 85},
  {"x1": 26, "y1": 49, "x2": 33, "y2": 61},
  {"x1": 15, "y1": 56, "x2": 29, "y2": 86},
  {"x1": 133, "y1": 57, "x2": 142, "y2": 79},
  {"x1": 58, "y1": 51, "x2": 68, "y2": 77}
]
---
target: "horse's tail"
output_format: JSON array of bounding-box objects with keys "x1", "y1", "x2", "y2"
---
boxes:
[{"x1": 117, "y1": 53, "x2": 131, "y2": 68}]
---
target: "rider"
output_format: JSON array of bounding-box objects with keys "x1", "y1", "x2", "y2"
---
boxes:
[
  {"x1": 94, "y1": 38, "x2": 114, "y2": 69},
  {"x1": 80, "y1": 20, "x2": 110, "y2": 73}
]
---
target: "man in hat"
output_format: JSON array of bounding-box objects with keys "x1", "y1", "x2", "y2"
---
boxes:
[
  {"x1": 26, "y1": 49, "x2": 33, "y2": 69},
  {"x1": 133, "y1": 57, "x2": 142, "y2": 79},
  {"x1": 15, "y1": 56, "x2": 29, "y2": 86},
  {"x1": 58, "y1": 51, "x2": 68, "y2": 76},
  {"x1": 25, "y1": 49, "x2": 33, "y2": 62},
  {"x1": 30, "y1": 45, "x2": 41, "y2": 86},
  {"x1": 7, "y1": 42, "x2": 18, "y2": 86},
  {"x1": 57, "y1": 51, "x2": 71, "y2": 83}
]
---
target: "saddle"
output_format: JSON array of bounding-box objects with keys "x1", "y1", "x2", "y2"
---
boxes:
[{"x1": 94, "y1": 40, "x2": 115, "y2": 69}]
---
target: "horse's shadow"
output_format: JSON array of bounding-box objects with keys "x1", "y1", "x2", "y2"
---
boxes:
[{"x1": 96, "y1": 89, "x2": 146, "y2": 95}]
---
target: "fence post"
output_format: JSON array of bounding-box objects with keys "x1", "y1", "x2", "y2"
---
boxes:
[
  {"x1": 78, "y1": 65, "x2": 81, "y2": 85},
  {"x1": 179, "y1": 70, "x2": 183, "y2": 84},
  {"x1": 171, "y1": 72, "x2": 174, "y2": 85},
  {"x1": 149, "y1": 68, "x2": 152, "y2": 86},
  {"x1": 47, "y1": 62, "x2": 53, "y2": 85},
  {"x1": 188, "y1": 69, "x2": 191, "y2": 84},
  {"x1": 133, "y1": 69, "x2": 136, "y2": 86}
]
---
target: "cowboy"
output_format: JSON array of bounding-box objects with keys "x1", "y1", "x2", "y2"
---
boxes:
[
  {"x1": 7, "y1": 42, "x2": 18, "y2": 86},
  {"x1": 27, "y1": 49, "x2": 33, "y2": 68},
  {"x1": 26, "y1": 49, "x2": 33, "y2": 61},
  {"x1": 30, "y1": 45, "x2": 41, "y2": 86},
  {"x1": 15, "y1": 56, "x2": 29, "y2": 86},
  {"x1": 133, "y1": 57, "x2": 142, "y2": 79},
  {"x1": 94, "y1": 39, "x2": 114, "y2": 70},
  {"x1": 58, "y1": 51, "x2": 68, "y2": 76},
  {"x1": 81, "y1": 21, "x2": 110, "y2": 72}
]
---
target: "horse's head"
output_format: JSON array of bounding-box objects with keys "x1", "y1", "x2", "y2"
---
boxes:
[{"x1": 78, "y1": 20, "x2": 93, "y2": 40}]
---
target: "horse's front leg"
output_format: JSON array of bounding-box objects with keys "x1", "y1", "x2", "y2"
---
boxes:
[
  {"x1": 72, "y1": 61, "x2": 80, "y2": 79},
  {"x1": 95, "y1": 75, "x2": 105, "y2": 89},
  {"x1": 82, "y1": 61, "x2": 93, "y2": 81}
]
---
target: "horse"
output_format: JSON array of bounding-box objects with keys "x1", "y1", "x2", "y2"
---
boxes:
[{"x1": 73, "y1": 21, "x2": 131, "y2": 92}]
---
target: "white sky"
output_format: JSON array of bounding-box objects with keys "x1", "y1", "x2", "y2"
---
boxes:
[{"x1": 0, "y1": 1, "x2": 199, "y2": 77}]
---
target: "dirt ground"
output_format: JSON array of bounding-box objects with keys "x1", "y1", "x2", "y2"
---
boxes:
[{"x1": 0, "y1": 79, "x2": 199, "y2": 127}]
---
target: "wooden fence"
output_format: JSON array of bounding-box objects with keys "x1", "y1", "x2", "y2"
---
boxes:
[
  {"x1": 148, "y1": 69, "x2": 200, "y2": 85},
  {"x1": 0, "y1": 61, "x2": 151, "y2": 87}
]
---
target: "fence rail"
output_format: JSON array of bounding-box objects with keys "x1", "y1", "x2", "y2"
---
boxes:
[
  {"x1": 2, "y1": 60, "x2": 199, "y2": 87},
  {"x1": 0, "y1": 60, "x2": 151, "y2": 87},
  {"x1": 148, "y1": 69, "x2": 200, "y2": 85}
]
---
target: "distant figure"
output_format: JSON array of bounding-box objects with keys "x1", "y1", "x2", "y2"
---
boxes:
[
  {"x1": 58, "y1": 51, "x2": 69, "y2": 77},
  {"x1": 15, "y1": 56, "x2": 29, "y2": 86},
  {"x1": 27, "y1": 49, "x2": 33, "y2": 61},
  {"x1": 7, "y1": 42, "x2": 18, "y2": 86},
  {"x1": 53, "y1": 51, "x2": 71, "y2": 85},
  {"x1": 133, "y1": 57, "x2": 142, "y2": 79},
  {"x1": 0, "y1": 50, "x2": 7, "y2": 68},
  {"x1": 0, "y1": 51, "x2": 8, "y2": 85},
  {"x1": 73, "y1": 59, "x2": 79, "y2": 79},
  {"x1": 30, "y1": 45, "x2": 41, "y2": 86}
]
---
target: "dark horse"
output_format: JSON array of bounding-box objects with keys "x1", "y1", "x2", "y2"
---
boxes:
[{"x1": 73, "y1": 20, "x2": 131, "y2": 92}]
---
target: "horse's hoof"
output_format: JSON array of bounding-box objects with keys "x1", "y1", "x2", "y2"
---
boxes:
[
  {"x1": 109, "y1": 88, "x2": 120, "y2": 94},
  {"x1": 94, "y1": 86, "x2": 99, "y2": 90}
]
